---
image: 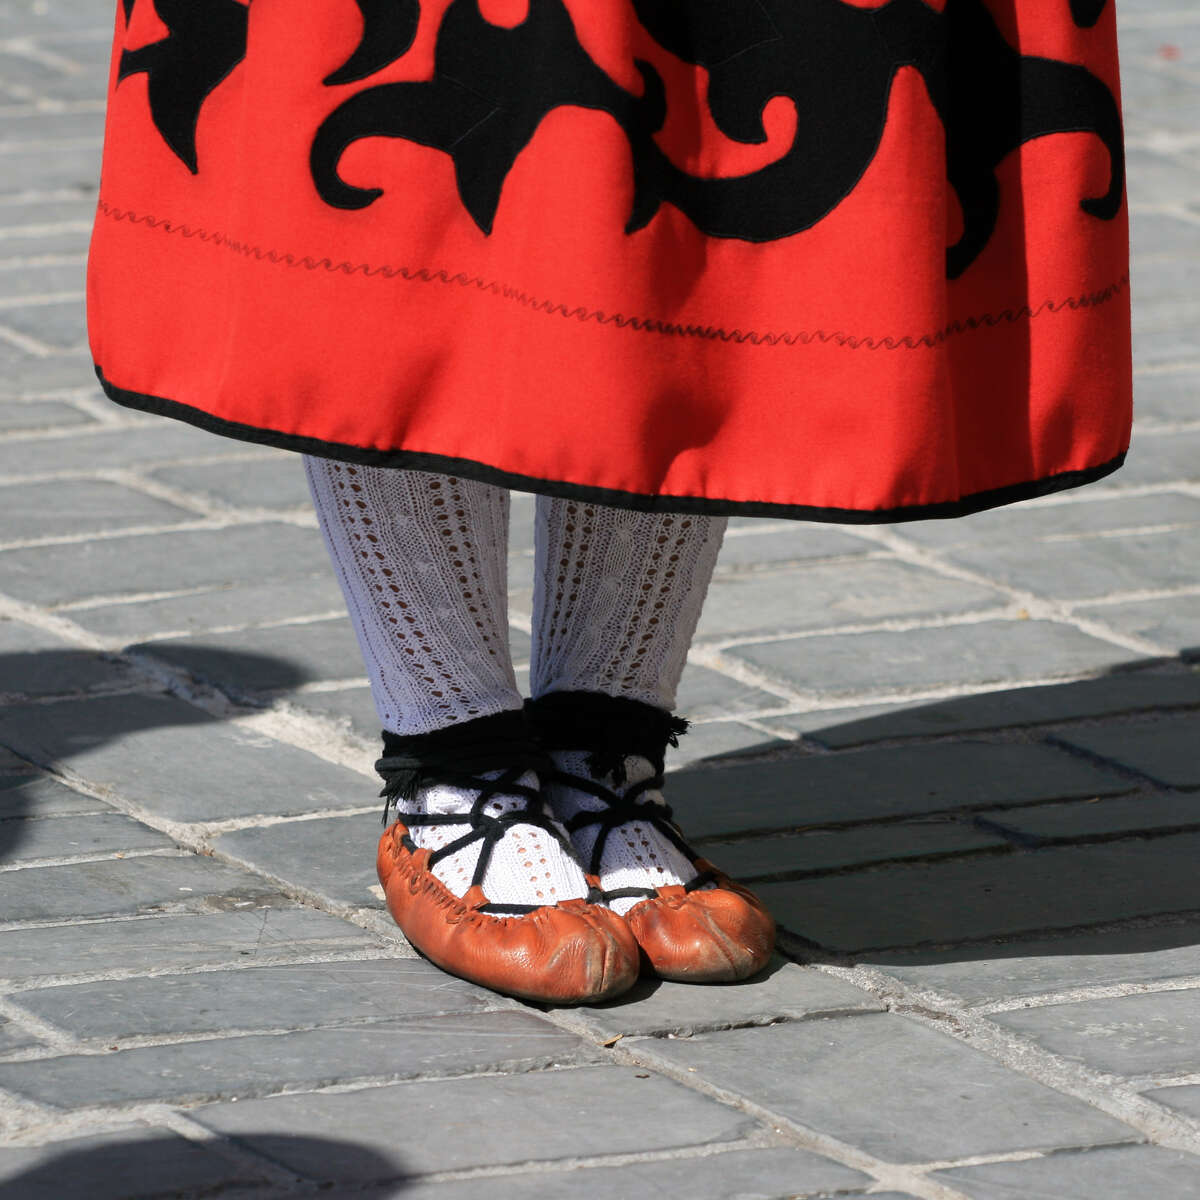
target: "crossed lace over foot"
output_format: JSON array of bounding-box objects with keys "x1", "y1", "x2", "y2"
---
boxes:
[{"x1": 546, "y1": 750, "x2": 717, "y2": 916}]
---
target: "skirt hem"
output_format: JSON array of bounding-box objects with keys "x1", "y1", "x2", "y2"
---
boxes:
[{"x1": 96, "y1": 365, "x2": 1128, "y2": 525}]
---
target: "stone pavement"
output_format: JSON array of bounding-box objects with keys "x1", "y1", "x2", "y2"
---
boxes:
[{"x1": 1, "y1": 0, "x2": 1199, "y2": 1196}]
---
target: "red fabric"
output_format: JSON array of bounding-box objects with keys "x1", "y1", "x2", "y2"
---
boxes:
[{"x1": 87, "y1": 0, "x2": 1132, "y2": 517}]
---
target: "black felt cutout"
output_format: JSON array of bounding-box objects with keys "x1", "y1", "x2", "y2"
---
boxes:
[
  {"x1": 1070, "y1": 0, "x2": 1110, "y2": 28},
  {"x1": 323, "y1": 0, "x2": 421, "y2": 86},
  {"x1": 310, "y1": 0, "x2": 1124, "y2": 278},
  {"x1": 117, "y1": 0, "x2": 248, "y2": 174}
]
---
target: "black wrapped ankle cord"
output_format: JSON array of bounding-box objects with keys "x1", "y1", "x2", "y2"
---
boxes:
[
  {"x1": 524, "y1": 692, "x2": 715, "y2": 903},
  {"x1": 375, "y1": 709, "x2": 585, "y2": 915}
]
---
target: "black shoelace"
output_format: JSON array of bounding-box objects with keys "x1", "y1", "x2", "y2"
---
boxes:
[{"x1": 548, "y1": 762, "x2": 716, "y2": 905}]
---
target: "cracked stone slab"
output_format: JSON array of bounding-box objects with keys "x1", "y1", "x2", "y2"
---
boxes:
[
  {"x1": 0, "y1": 773, "x2": 112, "y2": 820},
  {"x1": 1143, "y1": 1084, "x2": 1200, "y2": 1121},
  {"x1": 668, "y1": 741, "x2": 1132, "y2": 840},
  {"x1": 933, "y1": 1144, "x2": 1200, "y2": 1199},
  {"x1": 66, "y1": 575, "x2": 349, "y2": 643},
  {"x1": 755, "y1": 833, "x2": 1200, "y2": 952},
  {"x1": 0, "y1": 907, "x2": 382, "y2": 983},
  {"x1": 0, "y1": 854, "x2": 283, "y2": 923},
  {"x1": 991, "y1": 988, "x2": 1200, "y2": 1077},
  {"x1": 975, "y1": 794, "x2": 1200, "y2": 844},
  {"x1": 729, "y1": 620, "x2": 1136, "y2": 699},
  {"x1": 0, "y1": 1127, "x2": 270, "y2": 1200},
  {"x1": 1054, "y1": 714, "x2": 1200, "y2": 789},
  {"x1": 193, "y1": 1064, "x2": 759, "y2": 1180},
  {"x1": 0, "y1": 619, "x2": 132, "y2": 698},
  {"x1": 700, "y1": 818, "x2": 1006, "y2": 880},
  {"x1": 768, "y1": 670, "x2": 1200, "y2": 747},
  {"x1": 696, "y1": 559, "x2": 1002, "y2": 641},
  {"x1": 0, "y1": 1011, "x2": 596, "y2": 1109},
  {"x1": 367, "y1": 1146, "x2": 874, "y2": 1200},
  {"x1": 13, "y1": 959, "x2": 499, "y2": 1041},
  {"x1": 0, "y1": 477, "x2": 194, "y2": 542},
  {"x1": 0, "y1": 692, "x2": 373, "y2": 821},
  {"x1": 214, "y1": 812, "x2": 383, "y2": 914},
  {"x1": 566, "y1": 957, "x2": 880, "y2": 1039},
  {"x1": 863, "y1": 921, "x2": 1200, "y2": 1007},
  {"x1": 644, "y1": 1014, "x2": 1136, "y2": 1161},
  {"x1": 0, "y1": 522, "x2": 329, "y2": 606},
  {"x1": 0, "y1": 810, "x2": 174, "y2": 864},
  {"x1": 1076, "y1": 594, "x2": 1200, "y2": 656}
]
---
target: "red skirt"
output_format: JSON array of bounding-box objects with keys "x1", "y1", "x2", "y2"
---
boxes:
[{"x1": 88, "y1": 0, "x2": 1132, "y2": 521}]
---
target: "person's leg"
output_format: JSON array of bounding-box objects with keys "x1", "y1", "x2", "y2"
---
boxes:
[
  {"x1": 304, "y1": 458, "x2": 590, "y2": 907},
  {"x1": 528, "y1": 497, "x2": 774, "y2": 981}
]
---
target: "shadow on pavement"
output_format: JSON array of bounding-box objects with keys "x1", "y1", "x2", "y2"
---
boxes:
[
  {"x1": 0, "y1": 1128, "x2": 406, "y2": 1199},
  {"x1": 0, "y1": 648, "x2": 307, "y2": 865},
  {"x1": 664, "y1": 657, "x2": 1200, "y2": 967}
]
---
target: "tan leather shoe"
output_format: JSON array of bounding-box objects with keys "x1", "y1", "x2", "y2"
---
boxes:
[
  {"x1": 377, "y1": 818, "x2": 640, "y2": 1004},
  {"x1": 525, "y1": 690, "x2": 777, "y2": 984}
]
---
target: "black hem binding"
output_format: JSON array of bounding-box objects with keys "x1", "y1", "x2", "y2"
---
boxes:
[{"x1": 96, "y1": 365, "x2": 1128, "y2": 525}]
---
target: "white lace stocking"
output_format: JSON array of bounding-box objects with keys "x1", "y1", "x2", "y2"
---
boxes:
[
  {"x1": 303, "y1": 457, "x2": 522, "y2": 735},
  {"x1": 530, "y1": 498, "x2": 727, "y2": 710}
]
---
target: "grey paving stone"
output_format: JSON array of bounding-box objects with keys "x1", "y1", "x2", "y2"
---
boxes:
[
  {"x1": 1, "y1": 810, "x2": 173, "y2": 864},
  {"x1": 715, "y1": 524, "x2": 876, "y2": 570},
  {"x1": 0, "y1": 477, "x2": 193, "y2": 542},
  {"x1": 755, "y1": 833, "x2": 1200, "y2": 952},
  {"x1": 665, "y1": 720, "x2": 783, "y2": 771},
  {"x1": 15, "y1": 959, "x2": 498, "y2": 1040},
  {"x1": 0, "y1": 853, "x2": 282, "y2": 923},
  {"x1": 1055, "y1": 714, "x2": 1200, "y2": 788},
  {"x1": 0, "y1": 399, "x2": 91, "y2": 432},
  {"x1": 892, "y1": 493, "x2": 1200, "y2": 551},
  {"x1": 770, "y1": 670, "x2": 1200, "y2": 747},
  {"x1": 993, "y1": 989, "x2": 1200, "y2": 1077},
  {"x1": 1, "y1": 298, "x2": 86, "y2": 349},
  {"x1": 1117, "y1": 431, "x2": 1200, "y2": 483},
  {"x1": 214, "y1": 812, "x2": 384, "y2": 913},
  {"x1": 0, "y1": 1011, "x2": 596, "y2": 1108},
  {"x1": 0, "y1": 149, "x2": 99, "y2": 198},
  {"x1": 136, "y1": 618, "x2": 365, "y2": 697},
  {"x1": 290, "y1": 683, "x2": 379, "y2": 740},
  {"x1": 976, "y1": 793, "x2": 1200, "y2": 844},
  {"x1": 372, "y1": 1147, "x2": 874, "y2": 1200},
  {"x1": 66, "y1": 575, "x2": 350, "y2": 642},
  {"x1": 0, "y1": 345, "x2": 94, "y2": 399},
  {"x1": 0, "y1": 1012, "x2": 38, "y2": 1055},
  {"x1": 1125, "y1": 148, "x2": 1200, "y2": 210},
  {"x1": 1079, "y1": 594, "x2": 1200, "y2": 656},
  {"x1": 934, "y1": 1144, "x2": 1200, "y2": 1199},
  {"x1": 148, "y1": 456, "x2": 313, "y2": 510},
  {"x1": 570, "y1": 957, "x2": 880, "y2": 1038},
  {"x1": 1145, "y1": 1084, "x2": 1200, "y2": 1121},
  {"x1": 0, "y1": 772, "x2": 110, "y2": 820},
  {"x1": 646, "y1": 1015, "x2": 1135, "y2": 1161},
  {"x1": 729, "y1": 621, "x2": 1135, "y2": 699},
  {"x1": 675, "y1": 660, "x2": 785, "y2": 721},
  {"x1": 0, "y1": 260, "x2": 89, "y2": 302},
  {"x1": 0, "y1": 907, "x2": 381, "y2": 983},
  {"x1": 865, "y1": 922, "x2": 1200, "y2": 1007},
  {"x1": 0, "y1": 692, "x2": 371, "y2": 821},
  {"x1": 194, "y1": 1064, "x2": 756, "y2": 1180},
  {"x1": 1133, "y1": 369, "x2": 1200, "y2": 424},
  {"x1": 0, "y1": 423, "x2": 254, "y2": 476},
  {"x1": 696, "y1": 559, "x2": 1002, "y2": 641},
  {"x1": 0, "y1": 1128, "x2": 269, "y2": 1200},
  {"x1": 0, "y1": 618, "x2": 131, "y2": 696},
  {"x1": 0, "y1": 521, "x2": 329, "y2": 605},
  {"x1": 669, "y1": 741, "x2": 1131, "y2": 840},
  {"x1": 1132, "y1": 214, "x2": 1200, "y2": 260},
  {"x1": 700, "y1": 818, "x2": 1006, "y2": 880},
  {"x1": 936, "y1": 529, "x2": 1200, "y2": 602}
]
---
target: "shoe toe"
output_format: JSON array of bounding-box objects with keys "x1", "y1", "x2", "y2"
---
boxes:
[
  {"x1": 377, "y1": 824, "x2": 640, "y2": 1005},
  {"x1": 625, "y1": 866, "x2": 776, "y2": 983}
]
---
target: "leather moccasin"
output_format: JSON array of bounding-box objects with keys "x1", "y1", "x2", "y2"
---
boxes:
[
  {"x1": 621, "y1": 860, "x2": 776, "y2": 983},
  {"x1": 377, "y1": 820, "x2": 641, "y2": 1005}
]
